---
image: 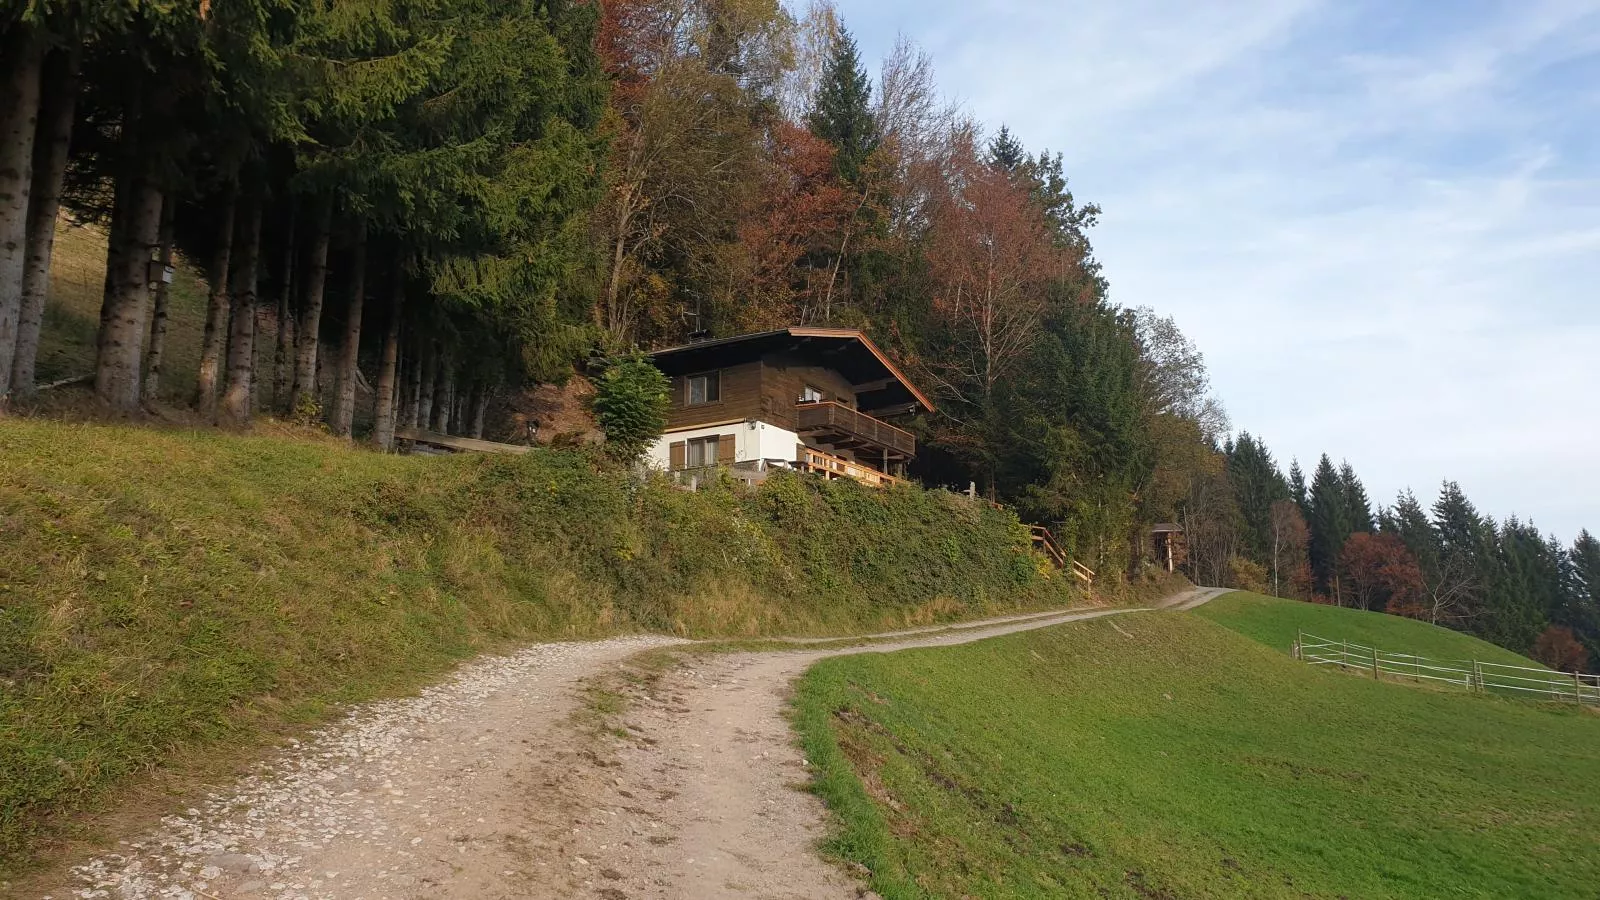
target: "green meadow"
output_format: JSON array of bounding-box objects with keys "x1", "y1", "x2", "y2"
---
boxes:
[{"x1": 796, "y1": 603, "x2": 1600, "y2": 898}]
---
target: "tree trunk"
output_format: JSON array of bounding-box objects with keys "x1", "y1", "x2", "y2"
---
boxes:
[
  {"x1": 220, "y1": 197, "x2": 262, "y2": 424},
  {"x1": 0, "y1": 31, "x2": 45, "y2": 406},
  {"x1": 94, "y1": 169, "x2": 163, "y2": 411},
  {"x1": 195, "y1": 183, "x2": 237, "y2": 415},
  {"x1": 433, "y1": 360, "x2": 454, "y2": 435},
  {"x1": 11, "y1": 46, "x2": 79, "y2": 400},
  {"x1": 371, "y1": 272, "x2": 402, "y2": 449},
  {"x1": 140, "y1": 201, "x2": 176, "y2": 402},
  {"x1": 272, "y1": 200, "x2": 296, "y2": 413},
  {"x1": 470, "y1": 382, "x2": 490, "y2": 440},
  {"x1": 330, "y1": 218, "x2": 366, "y2": 436},
  {"x1": 418, "y1": 343, "x2": 436, "y2": 430},
  {"x1": 290, "y1": 195, "x2": 333, "y2": 416},
  {"x1": 404, "y1": 348, "x2": 422, "y2": 429}
]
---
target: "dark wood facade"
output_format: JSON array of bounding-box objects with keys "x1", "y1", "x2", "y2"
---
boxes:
[
  {"x1": 651, "y1": 328, "x2": 933, "y2": 479},
  {"x1": 663, "y1": 360, "x2": 765, "y2": 431}
]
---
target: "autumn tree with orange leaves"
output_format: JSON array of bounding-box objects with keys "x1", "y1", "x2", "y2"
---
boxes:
[
  {"x1": 1339, "y1": 532, "x2": 1426, "y2": 612},
  {"x1": 922, "y1": 134, "x2": 1075, "y2": 412}
]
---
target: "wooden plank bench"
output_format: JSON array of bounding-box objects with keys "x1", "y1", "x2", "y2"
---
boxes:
[{"x1": 394, "y1": 426, "x2": 532, "y2": 456}]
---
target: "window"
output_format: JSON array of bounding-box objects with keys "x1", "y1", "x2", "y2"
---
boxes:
[
  {"x1": 800, "y1": 385, "x2": 824, "y2": 403},
  {"x1": 686, "y1": 371, "x2": 720, "y2": 405},
  {"x1": 686, "y1": 436, "x2": 720, "y2": 467}
]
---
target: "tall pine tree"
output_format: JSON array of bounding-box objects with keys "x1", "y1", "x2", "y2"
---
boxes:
[
  {"x1": 1570, "y1": 531, "x2": 1600, "y2": 664},
  {"x1": 1225, "y1": 432, "x2": 1289, "y2": 565},
  {"x1": 1288, "y1": 459, "x2": 1308, "y2": 512},
  {"x1": 988, "y1": 125, "x2": 1025, "y2": 171},
  {"x1": 1339, "y1": 460, "x2": 1374, "y2": 534},
  {"x1": 807, "y1": 27, "x2": 878, "y2": 182},
  {"x1": 1389, "y1": 489, "x2": 1439, "y2": 577},
  {"x1": 1307, "y1": 454, "x2": 1348, "y2": 598}
]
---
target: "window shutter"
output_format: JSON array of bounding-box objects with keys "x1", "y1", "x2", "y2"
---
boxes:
[
  {"x1": 718, "y1": 433, "x2": 736, "y2": 465},
  {"x1": 669, "y1": 441, "x2": 686, "y2": 470}
]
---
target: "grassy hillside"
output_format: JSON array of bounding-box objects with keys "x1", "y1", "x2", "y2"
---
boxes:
[
  {"x1": 1195, "y1": 592, "x2": 1545, "y2": 668},
  {"x1": 796, "y1": 613, "x2": 1600, "y2": 899},
  {"x1": 0, "y1": 419, "x2": 1077, "y2": 873}
]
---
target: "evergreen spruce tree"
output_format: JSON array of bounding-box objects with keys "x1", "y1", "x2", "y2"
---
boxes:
[
  {"x1": 1225, "y1": 432, "x2": 1289, "y2": 565},
  {"x1": 988, "y1": 125, "x2": 1025, "y2": 171},
  {"x1": 1433, "y1": 481, "x2": 1488, "y2": 560},
  {"x1": 1390, "y1": 489, "x2": 1439, "y2": 577},
  {"x1": 1430, "y1": 480, "x2": 1498, "y2": 634},
  {"x1": 1307, "y1": 454, "x2": 1349, "y2": 597},
  {"x1": 1570, "y1": 531, "x2": 1600, "y2": 664},
  {"x1": 1493, "y1": 517, "x2": 1558, "y2": 652},
  {"x1": 1338, "y1": 460, "x2": 1374, "y2": 534},
  {"x1": 807, "y1": 27, "x2": 878, "y2": 182},
  {"x1": 1288, "y1": 459, "x2": 1308, "y2": 512}
]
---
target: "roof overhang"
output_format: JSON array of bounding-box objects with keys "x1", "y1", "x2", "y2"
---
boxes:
[{"x1": 648, "y1": 327, "x2": 936, "y2": 414}]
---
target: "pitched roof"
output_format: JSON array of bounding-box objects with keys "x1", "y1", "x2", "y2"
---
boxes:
[{"x1": 648, "y1": 327, "x2": 936, "y2": 413}]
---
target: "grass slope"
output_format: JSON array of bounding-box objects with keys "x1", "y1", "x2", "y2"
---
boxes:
[
  {"x1": 0, "y1": 419, "x2": 1078, "y2": 872},
  {"x1": 1195, "y1": 592, "x2": 1545, "y2": 668},
  {"x1": 796, "y1": 613, "x2": 1600, "y2": 899}
]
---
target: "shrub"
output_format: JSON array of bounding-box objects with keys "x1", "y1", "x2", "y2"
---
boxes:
[
  {"x1": 590, "y1": 353, "x2": 670, "y2": 464},
  {"x1": 1226, "y1": 554, "x2": 1268, "y2": 593}
]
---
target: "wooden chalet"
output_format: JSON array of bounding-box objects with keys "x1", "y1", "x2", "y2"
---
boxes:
[{"x1": 646, "y1": 327, "x2": 935, "y2": 487}]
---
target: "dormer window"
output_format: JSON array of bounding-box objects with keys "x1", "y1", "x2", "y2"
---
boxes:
[{"x1": 687, "y1": 371, "x2": 721, "y2": 405}]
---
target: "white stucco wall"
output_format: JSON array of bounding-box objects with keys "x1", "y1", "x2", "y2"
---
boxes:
[{"x1": 645, "y1": 420, "x2": 802, "y2": 471}]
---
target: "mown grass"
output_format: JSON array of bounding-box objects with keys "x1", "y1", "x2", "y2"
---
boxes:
[
  {"x1": 795, "y1": 612, "x2": 1600, "y2": 899},
  {"x1": 1195, "y1": 592, "x2": 1545, "y2": 668},
  {"x1": 0, "y1": 418, "x2": 1079, "y2": 872}
]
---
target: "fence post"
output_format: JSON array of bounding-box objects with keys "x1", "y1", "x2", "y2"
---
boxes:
[
  {"x1": 1575, "y1": 671, "x2": 1583, "y2": 706},
  {"x1": 1473, "y1": 660, "x2": 1483, "y2": 694},
  {"x1": 1371, "y1": 646, "x2": 1381, "y2": 681},
  {"x1": 1293, "y1": 631, "x2": 1301, "y2": 661}
]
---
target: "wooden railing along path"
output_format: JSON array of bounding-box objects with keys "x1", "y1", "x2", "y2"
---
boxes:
[{"x1": 1028, "y1": 525, "x2": 1095, "y2": 585}]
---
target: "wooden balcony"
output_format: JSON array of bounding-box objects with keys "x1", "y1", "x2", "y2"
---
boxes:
[
  {"x1": 795, "y1": 401, "x2": 915, "y2": 459},
  {"x1": 797, "y1": 446, "x2": 904, "y2": 488}
]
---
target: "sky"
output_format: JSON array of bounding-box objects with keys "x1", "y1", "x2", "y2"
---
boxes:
[{"x1": 836, "y1": 0, "x2": 1600, "y2": 541}]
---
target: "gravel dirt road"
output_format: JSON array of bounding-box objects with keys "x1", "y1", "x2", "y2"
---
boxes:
[{"x1": 45, "y1": 588, "x2": 1226, "y2": 900}]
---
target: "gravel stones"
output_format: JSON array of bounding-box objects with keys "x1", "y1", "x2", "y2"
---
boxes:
[{"x1": 66, "y1": 636, "x2": 676, "y2": 900}]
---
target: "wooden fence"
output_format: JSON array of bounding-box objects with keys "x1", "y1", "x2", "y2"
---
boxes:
[{"x1": 1293, "y1": 631, "x2": 1600, "y2": 707}]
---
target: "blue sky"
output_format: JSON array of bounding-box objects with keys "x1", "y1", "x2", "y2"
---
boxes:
[{"x1": 836, "y1": 0, "x2": 1600, "y2": 541}]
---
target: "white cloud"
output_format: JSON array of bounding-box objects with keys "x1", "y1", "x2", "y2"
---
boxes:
[{"x1": 839, "y1": 0, "x2": 1600, "y2": 538}]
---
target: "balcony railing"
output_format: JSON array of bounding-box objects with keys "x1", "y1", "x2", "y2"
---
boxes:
[
  {"x1": 795, "y1": 401, "x2": 915, "y2": 457},
  {"x1": 798, "y1": 447, "x2": 904, "y2": 488}
]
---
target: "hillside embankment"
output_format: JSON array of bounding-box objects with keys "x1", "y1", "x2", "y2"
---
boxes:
[{"x1": 0, "y1": 418, "x2": 1105, "y2": 873}]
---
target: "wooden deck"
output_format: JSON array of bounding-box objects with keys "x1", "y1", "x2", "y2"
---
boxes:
[
  {"x1": 795, "y1": 401, "x2": 915, "y2": 458},
  {"x1": 797, "y1": 446, "x2": 904, "y2": 488}
]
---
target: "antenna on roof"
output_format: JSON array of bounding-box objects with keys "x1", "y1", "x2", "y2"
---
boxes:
[{"x1": 682, "y1": 302, "x2": 711, "y2": 343}]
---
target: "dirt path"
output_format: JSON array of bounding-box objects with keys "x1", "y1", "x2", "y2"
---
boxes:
[{"x1": 48, "y1": 589, "x2": 1227, "y2": 900}]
